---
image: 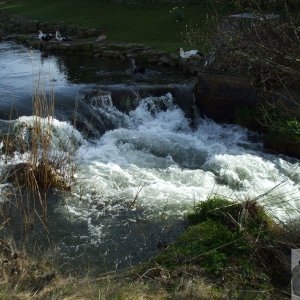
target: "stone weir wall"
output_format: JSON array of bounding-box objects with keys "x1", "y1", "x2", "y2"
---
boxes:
[
  {"x1": 194, "y1": 72, "x2": 261, "y2": 124},
  {"x1": 0, "y1": 12, "x2": 203, "y2": 75}
]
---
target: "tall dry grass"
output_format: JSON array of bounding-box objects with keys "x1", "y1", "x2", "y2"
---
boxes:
[{"x1": 0, "y1": 80, "x2": 77, "y2": 233}]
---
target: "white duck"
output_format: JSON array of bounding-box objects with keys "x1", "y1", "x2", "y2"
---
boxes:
[
  {"x1": 55, "y1": 31, "x2": 72, "y2": 42},
  {"x1": 38, "y1": 30, "x2": 53, "y2": 41},
  {"x1": 179, "y1": 48, "x2": 203, "y2": 59}
]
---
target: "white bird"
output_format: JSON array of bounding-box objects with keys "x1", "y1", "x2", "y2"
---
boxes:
[
  {"x1": 55, "y1": 31, "x2": 72, "y2": 42},
  {"x1": 178, "y1": 48, "x2": 203, "y2": 59},
  {"x1": 38, "y1": 30, "x2": 53, "y2": 41}
]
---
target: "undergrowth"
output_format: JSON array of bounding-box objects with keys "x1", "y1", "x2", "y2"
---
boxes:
[
  {"x1": 0, "y1": 83, "x2": 77, "y2": 232},
  {"x1": 0, "y1": 195, "x2": 296, "y2": 299},
  {"x1": 154, "y1": 197, "x2": 292, "y2": 298}
]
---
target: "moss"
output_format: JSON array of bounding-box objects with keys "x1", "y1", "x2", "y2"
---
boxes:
[
  {"x1": 234, "y1": 106, "x2": 266, "y2": 132},
  {"x1": 187, "y1": 197, "x2": 238, "y2": 225},
  {"x1": 273, "y1": 118, "x2": 300, "y2": 136},
  {"x1": 156, "y1": 197, "x2": 287, "y2": 294}
]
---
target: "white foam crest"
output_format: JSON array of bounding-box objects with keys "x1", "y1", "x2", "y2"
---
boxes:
[
  {"x1": 194, "y1": 118, "x2": 257, "y2": 153},
  {"x1": 68, "y1": 92, "x2": 300, "y2": 236},
  {"x1": 16, "y1": 116, "x2": 85, "y2": 152},
  {"x1": 130, "y1": 93, "x2": 190, "y2": 132},
  {"x1": 89, "y1": 94, "x2": 132, "y2": 129}
]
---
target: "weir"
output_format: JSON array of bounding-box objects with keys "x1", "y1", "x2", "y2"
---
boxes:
[{"x1": 1, "y1": 41, "x2": 300, "y2": 272}]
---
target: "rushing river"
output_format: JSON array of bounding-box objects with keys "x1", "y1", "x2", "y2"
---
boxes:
[{"x1": 0, "y1": 42, "x2": 300, "y2": 272}]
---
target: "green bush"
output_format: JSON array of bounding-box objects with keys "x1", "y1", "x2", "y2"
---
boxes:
[{"x1": 274, "y1": 118, "x2": 300, "y2": 136}]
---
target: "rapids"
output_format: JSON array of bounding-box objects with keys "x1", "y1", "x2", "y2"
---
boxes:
[{"x1": 0, "y1": 41, "x2": 300, "y2": 272}]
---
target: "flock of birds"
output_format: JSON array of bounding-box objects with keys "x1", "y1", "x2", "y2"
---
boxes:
[
  {"x1": 38, "y1": 30, "x2": 72, "y2": 42},
  {"x1": 38, "y1": 30, "x2": 204, "y2": 74},
  {"x1": 38, "y1": 30, "x2": 107, "y2": 42}
]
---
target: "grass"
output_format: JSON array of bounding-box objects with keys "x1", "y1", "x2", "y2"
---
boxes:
[
  {"x1": 0, "y1": 239, "x2": 225, "y2": 299},
  {"x1": 154, "y1": 197, "x2": 292, "y2": 298},
  {"x1": 1, "y1": 196, "x2": 294, "y2": 299},
  {"x1": 0, "y1": 80, "x2": 77, "y2": 232},
  {"x1": 0, "y1": 0, "x2": 235, "y2": 52}
]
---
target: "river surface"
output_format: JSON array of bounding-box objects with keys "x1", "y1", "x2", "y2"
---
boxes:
[{"x1": 0, "y1": 42, "x2": 300, "y2": 272}]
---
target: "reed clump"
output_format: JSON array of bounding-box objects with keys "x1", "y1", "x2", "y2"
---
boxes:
[{"x1": 0, "y1": 84, "x2": 77, "y2": 229}]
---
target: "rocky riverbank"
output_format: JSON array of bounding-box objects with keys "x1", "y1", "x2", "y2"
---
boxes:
[
  {"x1": 0, "y1": 12, "x2": 203, "y2": 75},
  {"x1": 1, "y1": 11, "x2": 300, "y2": 158}
]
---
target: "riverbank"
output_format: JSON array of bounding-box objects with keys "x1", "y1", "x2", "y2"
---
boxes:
[
  {"x1": 0, "y1": 197, "x2": 293, "y2": 299},
  {"x1": 0, "y1": 2, "x2": 299, "y2": 298},
  {"x1": 0, "y1": 0, "x2": 234, "y2": 52},
  {"x1": 0, "y1": 12, "x2": 207, "y2": 75}
]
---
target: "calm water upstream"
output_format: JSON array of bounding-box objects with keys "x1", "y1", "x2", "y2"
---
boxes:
[{"x1": 0, "y1": 42, "x2": 300, "y2": 272}]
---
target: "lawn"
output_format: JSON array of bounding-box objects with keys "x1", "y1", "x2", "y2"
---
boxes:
[{"x1": 0, "y1": 0, "x2": 234, "y2": 52}]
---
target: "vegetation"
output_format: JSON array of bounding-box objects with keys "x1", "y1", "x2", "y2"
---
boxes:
[
  {"x1": 154, "y1": 197, "x2": 293, "y2": 298},
  {"x1": 0, "y1": 0, "x2": 300, "y2": 298},
  {"x1": 1, "y1": 196, "x2": 296, "y2": 298},
  {"x1": 0, "y1": 0, "x2": 235, "y2": 52},
  {"x1": 202, "y1": 0, "x2": 300, "y2": 155}
]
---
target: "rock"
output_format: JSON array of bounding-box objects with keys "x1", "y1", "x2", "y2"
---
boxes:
[
  {"x1": 264, "y1": 134, "x2": 300, "y2": 158},
  {"x1": 102, "y1": 50, "x2": 121, "y2": 58},
  {"x1": 159, "y1": 56, "x2": 171, "y2": 65},
  {"x1": 93, "y1": 44, "x2": 108, "y2": 53},
  {"x1": 26, "y1": 20, "x2": 39, "y2": 33},
  {"x1": 58, "y1": 43, "x2": 72, "y2": 52}
]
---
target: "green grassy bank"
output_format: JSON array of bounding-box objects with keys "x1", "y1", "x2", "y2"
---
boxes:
[
  {"x1": 0, "y1": 0, "x2": 234, "y2": 52},
  {"x1": 0, "y1": 197, "x2": 294, "y2": 299}
]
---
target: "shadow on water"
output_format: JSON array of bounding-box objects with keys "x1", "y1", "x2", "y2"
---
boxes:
[{"x1": 2, "y1": 189, "x2": 186, "y2": 274}]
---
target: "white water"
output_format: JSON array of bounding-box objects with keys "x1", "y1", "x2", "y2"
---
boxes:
[
  {"x1": 4, "y1": 41, "x2": 299, "y2": 269},
  {"x1": 1, "y1": 93, "x2": 300, "y2": 269},
  {"x1": 57, "y1": 93, "x2": 300, "y2": 248}
]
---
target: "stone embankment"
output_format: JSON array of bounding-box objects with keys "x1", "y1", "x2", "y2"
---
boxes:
[{"x1": 0, "y1": 12, "x2": 203, "y2": 75}]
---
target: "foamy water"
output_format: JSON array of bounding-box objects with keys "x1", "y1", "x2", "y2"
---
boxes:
[
  {"x1": 1, "y1": 93, "x2": 299, "y2": 269},
  {"x1": 61, "y1": 93, "x2": 300, "y2": 248},
  {"x1": 1, "y1": 41, "x2": 300, "y2": 270}
]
